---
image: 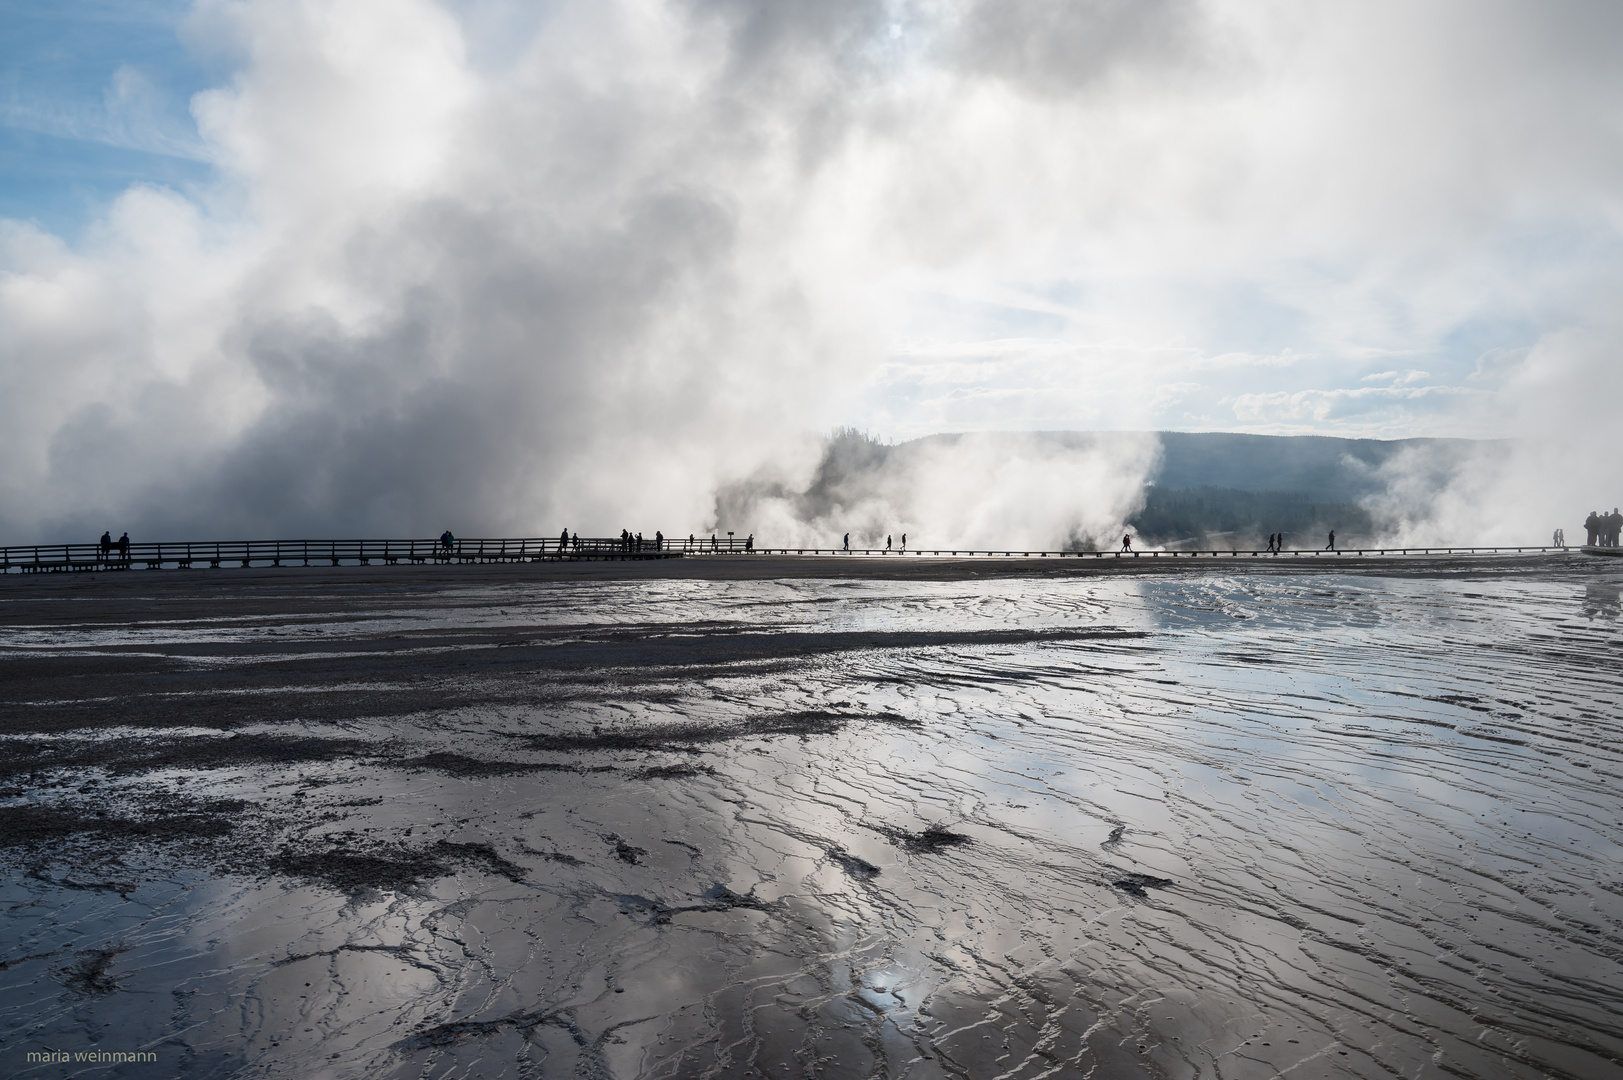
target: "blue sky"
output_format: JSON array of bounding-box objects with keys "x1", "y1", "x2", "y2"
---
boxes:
[{"x1": 0, "y1": 0, "x2": 217, "y2": 235}]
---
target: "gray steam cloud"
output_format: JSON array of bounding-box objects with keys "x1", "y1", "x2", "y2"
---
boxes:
[{"x1": 0, "y1": 1, "x2": 1619, "y2": 544}]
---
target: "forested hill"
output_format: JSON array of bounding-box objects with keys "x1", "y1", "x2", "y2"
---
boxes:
[{"x1": 1150, "y1": 432, "x2": 1490, "y2": 504}]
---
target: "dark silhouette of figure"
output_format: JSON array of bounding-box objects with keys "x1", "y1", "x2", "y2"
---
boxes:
[
  {"x1": 99, "y1": 531, "x2": 112, "y2": 559},
  {"x1": 1325, "y1": 530, "x2": 1335, "y2": 551},
  {"x1": 559, "y1": 528, "x2": 568, "y2": 550},
  {"x1": 1609, "y1": 508, "x2": 1622, "y2": 547},
  {"x1": 886, "y1": 534, "x2": 892, "y2": 552},
  {"x1": 688, "y1": 534, "x2": 694, "y2": 550},
  {"x1": 1586, "y1": 511, "x2": 1599, "y2": 546},
  {"x1": 655, "y1": 530, "x2": 663, "y2": 551},
  {"x1": 1121, "y1": 533, "x2": 1132, "y2": 552},
  {"x1": 746, "y1": 533, "x2": 753, "y2": 552},
  {"x1": 1265, "y1": 533, "x2": 1275, "y2": 553},
  {"x1": 118, "y1": 532, "x2": 130, "y2": 560},
  {"x1": 711, "y1": 533, "x2": 717, "y2": 551},
  {"x1": 636, "y1": 532, "x2": 644, "y2": 552},
  {"x1": 843, "y1": 533, "x2": 850, "y2": 551},
  {"x1": 900, "y1": 533, "x2": 906, "y2": 551}
]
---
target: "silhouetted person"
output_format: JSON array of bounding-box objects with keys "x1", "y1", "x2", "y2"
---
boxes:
[
  {"x1": 655, "y1": 530, "x2": 663, "y2": 551},
  {"x1": 99, "y1": 531, "x2": 112, "y2": 559},
  {"x1": 1553, "y1": 528, "x2": 1563, "y2": 549},
  {"x1": 1610, "y1": 508, "x2": 1622, "y2": 547},
  {"x1": 1325, "y1": 530, "x2": 1335, "y2": 551},
  {"x1": 843, "y1": 533, "x2": 850, "y2": 551},
  {"x1": 711, "y1": 533, "x2": 717, "y2": 550},
  {"x1": 559, "y1": 528, "x2": 568, "y2": 550},
  {"x1": 1586, "y1": 511, "x2": 1599, "y2": 546},
  {"x1": 886, "y1": 534, "x2": 892, "y2": 551},
  {"x1": 746, "y1": 533, "x2": 753, "y2": 552},
  {"x1": 1121, "y1": 533, "x2": 1132, "y2": 552},
  {"x1": 118, "y1": 532, "x2": 130, "y2": 560},
  {"x1": 900, "y1": 533, "x2": 906, "y2": 551}
]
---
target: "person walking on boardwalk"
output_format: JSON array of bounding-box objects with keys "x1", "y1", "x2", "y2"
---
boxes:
[
  {"x1": 1121, "y1": 533, "x2": 1132, "y2": 552},
  {"x1": 843, "y1": 533, "x2": 850, "y2": 552},
  {"x1": 900, "y1": 533, "x2": 906, "y2": 552},
  {"x1": 559, "y1": 527, "x2": 569, "y2": 551},
  {"x1": 1324, "y1": 529, "x2": 1336, "y2": 551},
  {"x1": 746, "y1": 533, "x2": 753, "y2": 552},
  {"x1": 886, "y1": 534, "x2": 892, "y2": 552}
]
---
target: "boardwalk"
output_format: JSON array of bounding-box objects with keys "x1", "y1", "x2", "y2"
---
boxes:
[{"x1": 0, "y1": 537, "x2": 1571, "y2": 573}]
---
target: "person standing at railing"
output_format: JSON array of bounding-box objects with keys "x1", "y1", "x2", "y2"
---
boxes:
[
  {"x1": 117, "y1": 532, "x2": 130, "y2": 561},
  {"x1": 100, "y1": 531, "x2": 112, "y2": 560},
  {"x1": 655, "y1": 530, "x2": 663, "y2": 551},
  {"x1": 559, "y1": 527, "x2": 569, "y2": 551}
]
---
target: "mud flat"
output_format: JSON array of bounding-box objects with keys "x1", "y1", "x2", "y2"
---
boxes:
[{"x1": 1, "y1": 556, "x2": 1620, "y2": 1078}]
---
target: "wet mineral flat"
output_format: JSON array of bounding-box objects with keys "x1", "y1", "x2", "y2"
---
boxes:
[{"x1": 1, "y1": 557, "x2": 1620, "y2": 1079}]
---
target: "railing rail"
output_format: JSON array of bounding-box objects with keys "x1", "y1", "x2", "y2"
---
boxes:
[{"x1": 0, "y1": 537, "x2": 1583, "y2": 573}]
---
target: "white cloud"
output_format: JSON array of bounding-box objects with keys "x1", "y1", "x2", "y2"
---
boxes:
[{"x1": 0, "y1": 0, "x2": 1619, "y2": 540}]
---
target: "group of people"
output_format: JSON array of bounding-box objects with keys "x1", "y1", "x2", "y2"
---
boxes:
[
  {"x1": 617, "y1": 529, "x2": 666, "y2": 552},
  {"x1": 1586, "y1": 509, "x2": 1622, "y2": 547},
  {"x1": 98, "y1": 530, "x2": 130, "y2": 559}
]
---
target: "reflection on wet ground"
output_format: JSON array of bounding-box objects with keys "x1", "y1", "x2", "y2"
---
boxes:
[{"x1": 2, "y1": 560, "x2": 1621, "y2": 1078}]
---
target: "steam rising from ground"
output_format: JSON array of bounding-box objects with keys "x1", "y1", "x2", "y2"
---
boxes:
[
  {"x1": 717, "y1": 430, "x2": 1161, "y2": 550},
  {"x1": 1, "y1": 2, "x2": 1619, "y2": 542}
]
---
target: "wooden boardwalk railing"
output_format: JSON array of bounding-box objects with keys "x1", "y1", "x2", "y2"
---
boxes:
[
  {"x1": 0, "y1": 536, "x2": 683, "y2": 572},
  {"x1": 0, "y1": 537, "x2": 1575, "y2": 573}
]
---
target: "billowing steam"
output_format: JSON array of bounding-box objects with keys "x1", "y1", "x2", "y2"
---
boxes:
[
  {"x1": 1, "y1": 2, "x2": 1619, "y2": 544},
  {"x1": 716, "y1": 429, "x2": 1161, "y2": 550}
]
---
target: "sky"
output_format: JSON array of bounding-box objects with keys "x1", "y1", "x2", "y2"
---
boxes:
[{"x1": 1, "y1": 0, "x2": 1620, "y2": 543}]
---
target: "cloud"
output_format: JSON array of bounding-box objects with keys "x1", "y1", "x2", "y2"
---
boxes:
[{"x1": 0, "y1": 0, "x2": 1619, "y2": 543}]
